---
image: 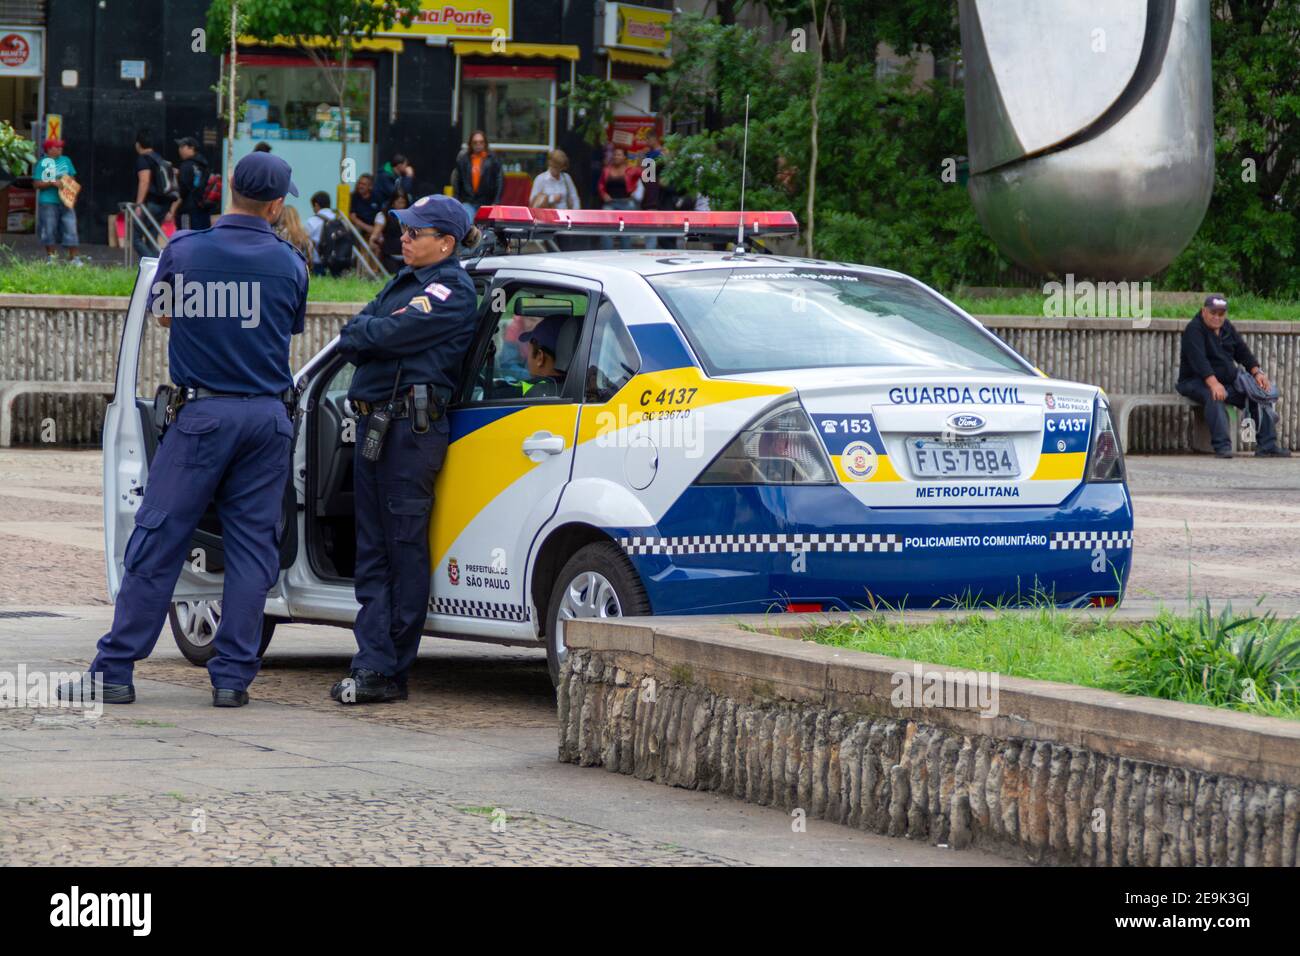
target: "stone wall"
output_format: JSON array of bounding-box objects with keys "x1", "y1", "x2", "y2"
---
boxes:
[
  {"x1": 3, "y1": 294, "x2": 1300, "y2": 449},
  {"x1": 558, "y1": 615, "x2": 1300, "y2": 866}
]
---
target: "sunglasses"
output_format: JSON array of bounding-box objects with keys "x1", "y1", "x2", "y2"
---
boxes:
[{"x1": 401, "y1": 225, "x2": 449, "y2": 241}]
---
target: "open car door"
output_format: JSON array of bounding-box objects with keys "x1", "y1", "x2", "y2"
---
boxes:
[{"x1": 102, "y1": 258, "x2": 298, "y2": 617}]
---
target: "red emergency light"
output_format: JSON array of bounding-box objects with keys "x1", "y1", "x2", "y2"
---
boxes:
[{"x1": 473, "y1": 205, "x2": 799, "y2": 240}]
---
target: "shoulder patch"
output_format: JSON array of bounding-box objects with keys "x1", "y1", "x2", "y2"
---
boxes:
[
  {"x1": 425, "y1": 282, "x2": 452, "y2": 301},
  {"x1": 407, "y1": 295, "x2": 433, "y2": 314}
]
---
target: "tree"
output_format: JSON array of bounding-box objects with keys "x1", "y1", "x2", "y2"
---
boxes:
[
  {"x1": 1163, "y1": 1, "x2": 1300, "y2": 296},
  {"x1": 556, "y1": 76, "x2": 633, "y2": 148},
  {"x1": 206, "y1": 0, "x2": 414, "y2": 183},
  {"x1": 655, "y1": 12, "x2": 1004, "y2": 288}
]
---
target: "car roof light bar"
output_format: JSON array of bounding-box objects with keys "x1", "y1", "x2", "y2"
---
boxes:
[{"x1": 473, "y1": 205, "x2": 799, "y2": 240}]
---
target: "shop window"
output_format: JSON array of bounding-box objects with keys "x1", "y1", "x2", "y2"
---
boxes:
[
  {"x1": 461, "y1": 64, "x2": 555, "y2": 152},
  {"x1": 234, "y1": 56, "x2": 374, "y2": 144}
]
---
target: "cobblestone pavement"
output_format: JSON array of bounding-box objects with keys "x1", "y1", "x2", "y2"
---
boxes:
[
  {"x1": 0, "y1": 786, "x2": 735, "y2": 866},
  {"x1": 2, "y1": 609, "x2": 1000, "y2": 866}
]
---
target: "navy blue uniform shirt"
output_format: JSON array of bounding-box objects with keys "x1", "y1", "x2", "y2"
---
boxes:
[
  {"x1": 338, "y1": 257, "x2": 478, "y2": 402},
  {"x1": 148, "y1": 214, "x2": 308, "y2": 395}
]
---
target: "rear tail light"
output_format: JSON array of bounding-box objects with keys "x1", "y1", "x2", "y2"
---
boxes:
[
  {"x1": 1086, "y1": 397, "x2": 1125, "y2": 482},
  {"x1": 696, "y1": 401, "x2": 835, "y2": 485},
  {"x1": 1088, "y1": 595, "x2": 1118, "y2": 607},
  {"x1": 786, "y1": 602, "x2": 823, "y2": 613}
]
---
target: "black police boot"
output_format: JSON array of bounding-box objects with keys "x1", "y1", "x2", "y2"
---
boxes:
[
  {"x1": 1257, "y1": 447, "x2": 1292, "y2": 458},
  {"x1": 329, "y1": 669, "x2": 401, "y2": 704},
  {"x1": 393, "y1": 674, "x2": 410, "y2": 701},
  {"x1": 212, "y1": 688, "x2": 250, "y2": 708},
  {"x1": 56, "y1": 676, "x2": 135, "y2": 704},
  {"x1": 1214, "y1": 448, "x2": 1233, "y2": 459}
]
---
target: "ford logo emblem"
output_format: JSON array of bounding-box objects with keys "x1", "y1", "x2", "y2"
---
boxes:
[{"x1": 946, "y1": 413, "x2": 986, "y2": 432}]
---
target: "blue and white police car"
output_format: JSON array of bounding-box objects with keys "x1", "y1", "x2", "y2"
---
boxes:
[{"x1": 104, "y1": 207, "x2": 1131, "y2": 685}]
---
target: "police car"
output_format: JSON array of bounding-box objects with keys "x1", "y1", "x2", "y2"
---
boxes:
[{"x1": 104, "y1": 207, "x2": 1132, "y2": 685}]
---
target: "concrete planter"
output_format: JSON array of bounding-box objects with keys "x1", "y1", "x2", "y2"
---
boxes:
[{"x1": 558, "y1": 613, "x2": 1300, "y2": 866}]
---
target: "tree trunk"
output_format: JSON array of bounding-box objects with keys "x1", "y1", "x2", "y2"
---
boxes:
[
  {"x1": 806, "y1": 1, "x2": 824, "y2": 257},
  {"x1": 225, "y1": 0, "x2": 238, "y2": 213}
]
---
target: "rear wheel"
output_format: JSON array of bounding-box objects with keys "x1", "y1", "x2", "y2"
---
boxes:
[
  {"x1": 544, "y1": 541, "x2": 649, "y2": 687},
  {"x1": 168, "y1": 599, "x2": 279, "y2": 666}
]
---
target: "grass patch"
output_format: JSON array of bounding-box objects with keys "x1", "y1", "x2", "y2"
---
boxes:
[
  {"x1": 0, "y1": 258, "x2": 382, "y2": 304},
  {"x1": 809, "y1": 603, "x2": 1300, "y2": 720},
  {"x1": 948, "y1": 292, "x2": 1300, "y2": 323}
]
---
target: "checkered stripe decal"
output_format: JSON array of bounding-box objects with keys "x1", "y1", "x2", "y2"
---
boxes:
[
  {"x1": 432, "y1": 598, "x2": 530, "y2": 621},
  {"x1": 620, "y1": 533, "x2": 903, "y2": 555},
  {"x1": 1049, "y1": 531, "x2": 1133, "y2": 550}
]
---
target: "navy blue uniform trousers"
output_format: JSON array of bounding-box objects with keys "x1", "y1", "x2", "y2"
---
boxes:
[
  {"x1": 92, "y1": 398, "x2": 293, "y2": 690},
  {"x1": 351, "y1": 413, "x2": 449, "y2": 678}
]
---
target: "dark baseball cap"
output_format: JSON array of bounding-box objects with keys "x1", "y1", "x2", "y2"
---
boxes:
[
  {"x1": 175, "y1": 136, "x2": 200, "y2": 150},
  {"x1": 519, "y1": 315, "x2": 566, "y2": 357},
  {"x1": 231, "y1": 151, "x2": 298, "y2": 201},
  {"x1": 1204, "y1": 294, "x2": 1228, "y2": 311},
  {"x1": 391, "y1": 193, "x2": 471, "y2": 242}
]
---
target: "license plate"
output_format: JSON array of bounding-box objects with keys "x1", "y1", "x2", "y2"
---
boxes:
[{"x1": 906, "y1": 438, "x2": 1020, "y2": 478}]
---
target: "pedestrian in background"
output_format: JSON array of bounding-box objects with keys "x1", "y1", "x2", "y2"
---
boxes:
[
  {"x1": 529, "y1": 149, "x2": 580, "y2": 211},
  {"x1": 452, "y1": 129, "x2": 502, "y2": 220},
  {"x1": 172, "y1": 136, "x2": 212, "y2": 232},
  {"x1": 277, "y1": 204, "x2": 314, "y2": 262},
  {"x1": 369, "y1": 188, "x2": 411, "y2": 273},
  {"x1": 64, "y1": 152, "x2": 307, "y2": 709},
  {"x1": 375, "y1": 153, "x2": 415, "y2": 207},
  {"x1": 132, "y1": 130, "x2": 177, "y2": 258},
  {"x1": 597, "y1": 146, "x2": 643, "y2": 250},
  {"x1": 1176, "y1": 294, "x2": 1291, "y2": 458},
  {"x1": 33, "y1": 137, "x2": 80, "y2": 263},
  {"x1": 349, "y1": 173, "x2": 380, "y2": 233}
]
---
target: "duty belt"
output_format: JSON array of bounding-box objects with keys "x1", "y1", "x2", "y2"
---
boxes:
[
  {"x1": 354, "y1": 385, "x2": 451, "y2": 419},
  {"x1": 183, "y1": 387, "x2": 295, "y2": 403}
]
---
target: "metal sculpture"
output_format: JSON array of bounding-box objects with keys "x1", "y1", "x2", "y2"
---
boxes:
[{"x1": 959, "y1": 0, "x2": 1214, "y2": 278}]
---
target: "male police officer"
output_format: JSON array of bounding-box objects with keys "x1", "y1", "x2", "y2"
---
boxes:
[
  {"x1": 329, "y1": 195, "x2": 480, "y2": 704},
  {"x1": 66, "y1": 152, "x2": 307, "y2": 708}
]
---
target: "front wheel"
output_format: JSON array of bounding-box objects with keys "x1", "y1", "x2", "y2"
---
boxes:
[
  {"x1": 168, "y1": 599, "x2": 279, "y2": 666},
  {"x1": 544, "y1": 541, "x2": 649, "y2": 687}
]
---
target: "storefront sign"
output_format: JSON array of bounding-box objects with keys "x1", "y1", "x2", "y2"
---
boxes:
[
  {"x1": 0, "y1": 27, "x2": 42, "y2": 76},
  {"x1": 380, "y1": 1, "x2": 513, "y2": 40},
  {"x1": 603, "y1": 3, "x2": 672, "y2": 53},
  {"x1": 606, "y1": 115, "x2": 662, "y2": 153}
]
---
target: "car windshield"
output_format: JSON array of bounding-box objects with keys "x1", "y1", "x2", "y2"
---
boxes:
[{"x1": 647, "y1": 268, "x2": 1028, "y2": 376}]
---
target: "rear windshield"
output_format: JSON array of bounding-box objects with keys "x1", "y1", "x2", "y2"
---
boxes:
[{"x1": 647, "y1": 268, "x2": 1029, "y2": 376}]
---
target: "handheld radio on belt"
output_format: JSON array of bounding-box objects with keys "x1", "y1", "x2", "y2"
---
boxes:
[{"x1": 360, "y1": 362, "x2": 401, "y2": 463}]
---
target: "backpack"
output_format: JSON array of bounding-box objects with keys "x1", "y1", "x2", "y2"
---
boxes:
[
  {"x1": 148, "y1": 151, "x2": 179, "y2": 201},
  {"x1": 318, "y1": 216, "x2": 353, "y2": 270},
  {"x1": 199, "y1": 173, "x2": 222, "y2": 211}
]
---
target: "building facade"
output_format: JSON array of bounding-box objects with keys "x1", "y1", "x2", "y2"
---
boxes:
[{"x1": 6, "y1": 0, "x2": 675, "y2": 239}]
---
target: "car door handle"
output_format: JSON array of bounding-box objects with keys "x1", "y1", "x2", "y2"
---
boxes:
[{"x1": 522, "y1": 431, "x2": 566, "y2": 461}]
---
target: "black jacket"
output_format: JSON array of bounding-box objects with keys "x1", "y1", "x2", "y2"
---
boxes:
[
  {"x1": 337, "y1": 257, "x2": 479, "y2": 402},
  {"x1": 177, "y1": 154, "x2": 210, "y2": 214},
  {"x1": 453, "y1": 151, "x2": 504, "y2": 206},
  {"x1": 1178, "y1": 312, "x2": 1261, "y2": 388}
]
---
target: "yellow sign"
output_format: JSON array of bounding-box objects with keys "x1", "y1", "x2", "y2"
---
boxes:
[
  {"x1": 44, "y1": 114, "x2": 62, "y2": 142},
  {"x1": 380, "y1": 1, "x2": 513, "y2": 40},
  {"x1": 608, "y1": 3, "x2": 672, "y2": 53}
]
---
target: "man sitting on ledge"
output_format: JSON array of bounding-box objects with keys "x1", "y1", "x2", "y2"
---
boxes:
[{"x1": 1176, "y1": 294, "x2": 1290, "y2": 459}]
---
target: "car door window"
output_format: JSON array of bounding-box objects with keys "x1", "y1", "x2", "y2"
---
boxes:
[
  {"x1": 466, "y1": 283, "x2": 590, "y2": 403},
  {"x1": 585, "y1": 298, "x2": 641, "y2": 403}
]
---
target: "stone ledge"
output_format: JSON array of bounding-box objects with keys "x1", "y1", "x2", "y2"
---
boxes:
[{"x1": 559, "y1": 614, "x2": 1300, "y2": 865}]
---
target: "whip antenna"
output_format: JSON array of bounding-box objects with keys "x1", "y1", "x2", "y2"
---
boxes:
[{"x1": 736, "y1": 93, "x2": 751, "y2": 254}]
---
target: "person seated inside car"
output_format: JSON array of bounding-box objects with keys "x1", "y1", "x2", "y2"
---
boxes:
[{"x1": 502, "y1": 314, "x2": 567, "y2": 398}]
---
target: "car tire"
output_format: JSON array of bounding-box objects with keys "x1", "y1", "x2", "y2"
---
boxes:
[
  {"x1": 544, "y1": 541, "x2": 649, "y2": 688},
  {"x1": 168, "y1": 599, "x2": 278, "y2": 666}
]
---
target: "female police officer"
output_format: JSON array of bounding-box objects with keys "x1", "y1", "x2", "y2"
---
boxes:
[{"x1": 329, "y1": 195, "x2": 481, "y2": 704}]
